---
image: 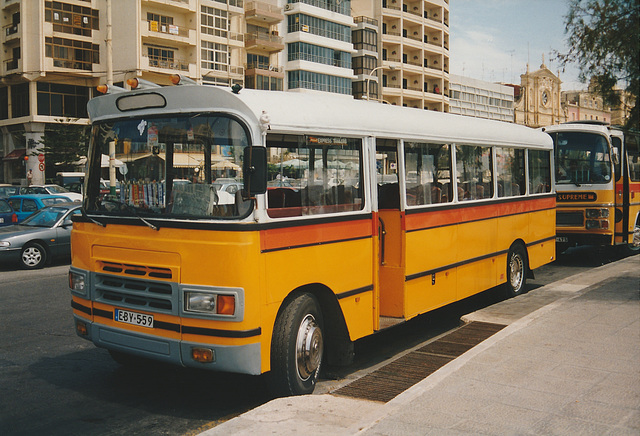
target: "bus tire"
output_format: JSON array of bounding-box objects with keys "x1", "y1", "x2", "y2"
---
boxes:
[
  {"x1": 21, "y1": 242, "x2": 47, "y2": 269},
  {"x1": 621, "y1": 220, "x2": 640, "y2": 254},
  {"x1": 268, "y1": 293, "x2": 324, "y2": 397},
  {"x1": 505, "y1": 244, "x2": 528, "y2": 298}
]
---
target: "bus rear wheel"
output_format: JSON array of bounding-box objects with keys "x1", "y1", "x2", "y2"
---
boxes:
[
  {"x1": 505, "y1": 245, "x2": 528, "y2": 298},
  {"x1": 268, "y1": 293, "x2": 324, "y2": 397}
]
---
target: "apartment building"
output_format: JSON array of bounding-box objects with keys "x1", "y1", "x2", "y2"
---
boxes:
[
  {"x1": 283, "y1": 0, "x2": 355, "y2": 96},
  {"x1": 351, "y1": 0, "x2": 449, "y2": 110},
  {"x1": 0, "y1": 0, "x2": 275, "y2": 185}
]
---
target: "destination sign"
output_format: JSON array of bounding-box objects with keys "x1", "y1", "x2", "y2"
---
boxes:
[{"x1": 557, "y1": 192, "x2": 597, "y2": 202}]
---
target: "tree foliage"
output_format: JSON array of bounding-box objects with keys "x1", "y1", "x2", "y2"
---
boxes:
[
  {"x1": 37, "y1": 119, "x2": 90, "y2": 179},
  {"x1": 556, "y1": 0, "x2": 640, "y2": 128}
]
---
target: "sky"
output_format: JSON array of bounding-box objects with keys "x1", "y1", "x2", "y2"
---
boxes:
[{"x1": 449, "y1": 0, "x2": 586, "y2": 90}]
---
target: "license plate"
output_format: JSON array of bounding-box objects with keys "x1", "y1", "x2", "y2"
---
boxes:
[
  {"x1": 114, "y1": 308, "x2": 154, "y2": 328},
  {"x1": 556, "y1": 237, "x2": 569, "y2": 243}
]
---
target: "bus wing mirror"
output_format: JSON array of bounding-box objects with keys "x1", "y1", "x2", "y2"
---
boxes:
[
  {"x1": 243, "y1": 146, "x2": 267, "y2": 195},
  {"x1": 611, "y1": 146, "x2": 620, "y2": 165}
]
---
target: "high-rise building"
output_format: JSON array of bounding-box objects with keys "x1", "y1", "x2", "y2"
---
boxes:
[
  {"x1": 449, "y1": 74, "x2": 514, "y2": 122},
  {"x1": 0, "y1": 0, "x2": 265, "y2": 185},
  {"x1": 283, "y1": 0, "x2": 355, "y2": 96},
  {"x1": 351, "y1": 0, "x2": 449, "y2": 110}
]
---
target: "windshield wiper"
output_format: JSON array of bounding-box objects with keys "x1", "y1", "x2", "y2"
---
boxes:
[
  {"x1": 102, "y1": 198, "x2": 159, "y2": 231},
  {"x1": 81, "y1": 207, "x2": 106, "y2": 227}
]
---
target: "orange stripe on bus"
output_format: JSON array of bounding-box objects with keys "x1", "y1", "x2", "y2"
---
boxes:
[
  {"x1": 405, "y1": 196, "x2": 555, "y2": 232},
  {"x1": 261, "y1": 219, "x2": 373, "y2": 252}
]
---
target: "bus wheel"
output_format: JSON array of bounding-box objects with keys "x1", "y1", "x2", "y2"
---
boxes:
[
  {"x1": 623, "y1": 222, "x2": 640, "y2": 254},
  {"x1": 21, "y1": 242, "x2": 47, "y2": 269},
  {"x1": 269, "y1": 293, "x2": 324, "y2": 397},
  {"x1": 505, "y1": 245, "x2": 528, "y2": 298}
]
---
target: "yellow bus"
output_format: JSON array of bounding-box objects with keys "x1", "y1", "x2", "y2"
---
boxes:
[
  {"x1": 70, "y1": 77, "x2": 555, "y2": 396},
  {"x1": 543, "y1": 122, "x2": 640, "y2": 254}
]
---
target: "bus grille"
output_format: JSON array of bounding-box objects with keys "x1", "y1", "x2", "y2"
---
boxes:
[
  {"x1": 99, "y1": 261, "x2": 173, "y2": 280},
  {"x1": 95, "y1": 274, "x2": 175, "y2": 314},
  {"x1": 556, "y1": 211, "x2": 584, "y2": 227}
]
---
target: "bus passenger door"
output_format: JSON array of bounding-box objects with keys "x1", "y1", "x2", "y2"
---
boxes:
[
  {"x1": 612, "y1": 135, "x2": 628, "y2": 245},
  {"x1": 376, "y1": 139, "x2": 406, "y2": 325}
]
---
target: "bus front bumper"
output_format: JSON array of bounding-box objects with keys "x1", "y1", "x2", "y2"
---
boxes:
[{"x1": 73, "y1": 315, "x2": 262, "y2": 375}]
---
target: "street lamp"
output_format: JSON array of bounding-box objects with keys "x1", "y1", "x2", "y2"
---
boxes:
[{"x1": 366, "y1": 65, "x2": 395, "y2": 102}]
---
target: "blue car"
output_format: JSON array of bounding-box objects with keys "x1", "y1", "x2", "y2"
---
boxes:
[
  {"x1": 0, "y1": 198, "x2": 17, "y2": 227},
  {"x1": 7, "y1": 194, "x2": 73, "y2": 223}
]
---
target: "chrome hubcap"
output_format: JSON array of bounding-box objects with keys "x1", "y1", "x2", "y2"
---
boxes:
[
  {"x1": 296, "y1": 314, "x2": 323, "y2": 381},
  {"x1": 631, "y1": 225, "x2": 640, "y2": 249},
  {"x1": 22, "y1": 247, "x2": 42, "y2": 267},
  {"x1": 509, "y1": 253, "x2": 524, "y2": 290}
]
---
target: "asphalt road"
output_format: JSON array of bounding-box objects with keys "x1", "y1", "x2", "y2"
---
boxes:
[{"x1": 0, "y1": 246, "x2": 634, "y2": 436}]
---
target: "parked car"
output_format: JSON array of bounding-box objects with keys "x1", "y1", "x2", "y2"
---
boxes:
[
  {"x1": 0, "y1": 199, "x2": 18, "y2": 227},
  {"x1": 23, "y1": 184, "x2": 83, "y2": 202},
  {"x1": 7, "y1": 194, "x2": 73, "y2": 222},
  {"x1": 0, "y1": 185, "x2": 20, "y2": 198},
  {"x1": 0, "y1": 202, "x2": 81, "y2": 268}
]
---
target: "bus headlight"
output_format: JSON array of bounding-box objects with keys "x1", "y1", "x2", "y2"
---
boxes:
[
  {"x1": 185, "y1": 292, "x2": 236, "y2": 315},
  {"x1": 69, "y1": 271, "x2": 86, "y2": 294},
  {"x1": 586, "y1": 219, "x2": 609, "y2": 230},
  {"x1": 586, "y1": 208, "x2": 609, "y2": 219},
  {"x1": 185, "y1": 292, "x2": 216, "y2": 312}
]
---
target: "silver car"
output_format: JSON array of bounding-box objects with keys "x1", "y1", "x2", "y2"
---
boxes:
[{"x1": 0, "y1": 202, "x2": 81, "y2": 269}]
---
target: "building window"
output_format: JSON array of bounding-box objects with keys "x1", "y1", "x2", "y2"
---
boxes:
[
  {"x1": 148, "y1": 46, "x2": 175, "y2": 68},
  {"x1": 247, "y1": 54, "x2": 270, "y2": 70},
  {"x1": 352, "y1": 55, "x2": 377, "y2": 76},
  {"x1": 36, "y1": 82, "x2": 89, "y2": 118},
  {"x1": 0, "y1": 87, "x2": 7, "y2": 120},
  {"x1": 11, "y1": 83, "x2": 29, "y2": 118},
  {"x1": 287, "y1": 14, "x2": 351, "y2": 43},
  {"x1": 288, "y1": 70, "x2": 352, "y2": 95},
  {"x1": 288, "y1": 42, "x2": 351, "y2": 68},
  {"x1": 201, "y1": 6, "x2": 228, "y2": 38},
  {"x1": 246, "y1": 75, "x2": 283, "y2": 91},
  {"x1": 45, "y1": 37, "x2": 99, "y2": 71},
  {"x1": 45, "y1": 1, "x2": 99, "y2": 36},
  {"x1": 353, "y1": 29, "x2": 377, "y2": 52},
  {"x1": 201, "y1": 41, "x2": 228, "y2": 71}
]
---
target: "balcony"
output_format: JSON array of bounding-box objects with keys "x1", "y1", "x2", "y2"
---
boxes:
[
  {"x1": 245, "y1": 62, "x2": 283, "y2": 79},
  {"x1": 145, "y1": 56, "x2": 191, "y2": 72},
  {"x1": 244, "y1": 31, "x2": 284, "y2": 52},
  {"x1": 245, "y1": 1, "x2": 283, "y2": 25},
  {"x1": 4, "y1": 58, "x2": 18, "y2": 72},
  {"x1": 143, "y1": 20, "x2": 196, "y2": 46},
  {"x1": 4, "y1": 22, "x2": 19, "y2": 39}
]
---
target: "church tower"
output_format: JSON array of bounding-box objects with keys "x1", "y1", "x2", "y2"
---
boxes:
[{"x1": 514, "y1": 56, "x2": 566, "y2": 127}]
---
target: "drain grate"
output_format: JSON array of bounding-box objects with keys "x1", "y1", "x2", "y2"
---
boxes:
[{"x1": 332, "y1": 321, "x2": 506, "y2": 403}]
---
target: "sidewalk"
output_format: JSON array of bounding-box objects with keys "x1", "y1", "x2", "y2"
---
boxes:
[{"x1": 202, "y1": 255, "x2": 639, "y2": 435}]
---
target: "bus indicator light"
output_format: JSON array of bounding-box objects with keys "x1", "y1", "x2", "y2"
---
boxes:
[
  {"x1": 75, "y1": 320, "x2": 88, "y2": 337},
  {"x1": 216, "y1": 295, "x2": 235, "y2": 315},
  {"x1": 192, "y1": 348, "x2": 214, "y2": 363}
]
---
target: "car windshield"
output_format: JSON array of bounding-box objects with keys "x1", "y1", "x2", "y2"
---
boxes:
[
  {"x1": 20, "y1": 206, "x2": 70, "y2": 227},
  {"x1": 84, "y1": 114, "x2": 252, "y2": 220},
  {"x1": 47, "y1": 185, "x2": 69, "y2": 194},
  {"x1": 0, "y1": 186, "x2": 19, "y2": 197},
  {"x1": 553, "y1": 132, "x2": 612, "y2": 184}
]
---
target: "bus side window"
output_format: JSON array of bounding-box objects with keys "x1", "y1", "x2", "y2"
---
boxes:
[
  {"x1": 456, "y1": 145, "x2": 493, "y2": 201},
  {"x1": 528, "y1": 149, "x2": 552, "y2": 193},
  {"x1": 266, "y1": 134, "x2": 363, "y2": 217}
]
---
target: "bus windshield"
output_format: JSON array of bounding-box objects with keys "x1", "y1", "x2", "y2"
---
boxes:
[
  {"x1": 84, "y1": 114, "x2": 252, "y2": 220},
  {"x1": 553, "y1": 131, "x2": 611, "y2": 185}
]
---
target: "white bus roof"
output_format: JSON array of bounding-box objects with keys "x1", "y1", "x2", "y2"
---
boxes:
[{"x1": 88, "y1": 85, "x2": 552, "y2": 150}]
